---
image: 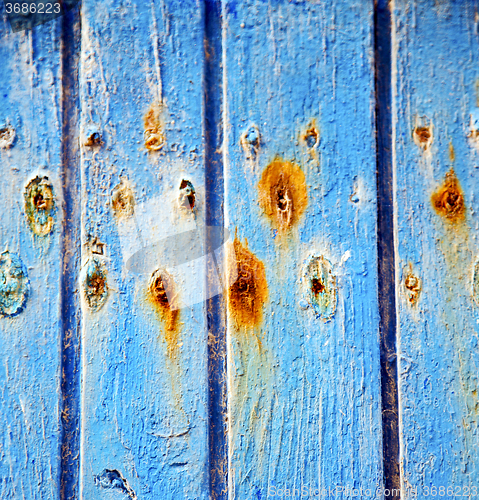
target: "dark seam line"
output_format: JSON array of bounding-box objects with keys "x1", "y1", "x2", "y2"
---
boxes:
[
  {"x1": 374, "y1": 1, "x2": 401, "y2": 499},
  {"x1": 60, "y1": 6, "x2": 82, "y2": 500},
  {"x1": 204, "y1": 1, "x2": 228, "y2": 499}
]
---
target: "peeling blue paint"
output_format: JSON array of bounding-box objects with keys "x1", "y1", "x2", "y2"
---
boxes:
[{"x1": 0, "y1": 251, "x2": 29, "y2": 318}]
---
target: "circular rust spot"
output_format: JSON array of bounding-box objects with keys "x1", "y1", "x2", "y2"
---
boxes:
[
  {"x1": 82, "y1": 256, "x2": 108, "y2": 312},
  {"x1": 302, "y1": 255, "x2": 336, "y2": 321},
  {"x1": 404, "y1": 266, "x2": 421, "y2": 305},
  {"x1": 24, "y1": 176, "x2": 55, "y2": 236},
  {"x1": 431, "y1": 169, "x2": 465, "y2": 223},
  {"x1": 228, "y1": 237, "x2": 268, "y2": 328},
  {"x1": 258, "y1": 159, "x2": 308, "y2": 232},
  {"x1": 84, "y1": 131, "x2": 102, "y2": 147},
  {"x1": 302, "y1": 124, "x2": 319, "y2": 149}
]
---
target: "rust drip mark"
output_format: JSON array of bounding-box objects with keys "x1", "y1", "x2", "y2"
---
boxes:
[
  {"x1": 24, "y1": 176, "x2": 55, "y2": 236},
  {"x1": 112, "y1": 178, "x2": 135, "y2": 218},
  {"x1": 0, "y1": 251, "x2": 29, "y2": 318},
  {"x1": 228, "y1": 237, "x2": 268, "y2": 329},
  {"x1": 148, "y1": 269, "x2": 180, "y2": 359},
  {"x1": 82, "y1": 256, "x2": 108, "y2": 312},
  {"x1": 178, "y1": 179, "x2": 196, "y2": 211},
  {"x1": 404, "y1": 265, "x2": 421, "y2": 305},
  {"x1": 413, "y1": 118, "x2": 433, "y2": 150},
  {"x1": 240, "y1": 124, "x2": 260, "y2": 159},
  {"x1": 302, "y1": 255, "x2": 336, "y2": 321},
  {"x1": 449, "y1": 142, "x2": 455, "y2": 162},
  {"x1": 258, "y1": 159, "x2": 308, "y2": 232},
  {"x1": 144, "y1": 102, "x2": 165, "y2": 151},
  {"x1": 0, "y1": 125, "x2": 15, "y2": 149},
  {"x1": 431, "y1": 169, "x2": 465, "y2": 223},
  {"x1": 301, "y1": 122, "x2": 320, "y2": 149}
]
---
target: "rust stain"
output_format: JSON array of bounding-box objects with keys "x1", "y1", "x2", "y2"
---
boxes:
[
  {"x1": 431, "y1": 169, "x2": 465, "y2": 223},
  {"x1": 144, "y1": 102, "x2": 165, "y2": 151},
  {"x1": 258, "y1": 159, "x2": 308, "y2": 232},
  {"x1": 449, "y1": 142, "x2": 455, "y2": 162},
  {"x1": 148, "y1": 269, "x2": 180, "y2": 360},
  {"x1": 413, "y1": 124, "x2": 433, "y2": 150},
  {"x1": 404, "y1": 265, "x2": 421, "y2": 305},
  {"x1": 82, "y1": 256, "x2": 108, "y2": 312},
  {"x1": 112, "y1": 178, "x2": 135, "y2": 218},
  {"x1": 228, "y1": 237, "x2": 268, "y2": 329}
]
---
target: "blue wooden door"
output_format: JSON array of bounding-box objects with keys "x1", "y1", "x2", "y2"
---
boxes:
[{"x1": 1, "y1": 1, "x2": 478, "y2": 499}]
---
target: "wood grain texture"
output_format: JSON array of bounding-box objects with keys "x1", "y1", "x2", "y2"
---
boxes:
[
  {"x1": 0, "y1": 14, "x2": 64, "y2": 500},
  {"x1": 79, "y1": 1, "x2": 208, "y2": 498},
  {"x1": 222, "y1": 1, "x2": 383, "y2": 498},
  {"x1": 392, "y1": 1, "x2": 479, "y2": 496}
]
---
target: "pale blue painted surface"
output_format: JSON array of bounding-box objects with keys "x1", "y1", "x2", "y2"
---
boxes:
[
  {"x1": 78, "y1": 1, "x2": 209, "y2": 499},
  {"x1": 0, "y1": 13, "x2": 64, "y2": 500},
  {"x1": 222, "y1": 1, "x2": 384, "y2": 498},
  {"x1": 393, "y1": 1, "x2": 479, "y2": 496}
]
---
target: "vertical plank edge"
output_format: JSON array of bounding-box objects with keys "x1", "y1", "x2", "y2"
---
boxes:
[
  {"x1": 374, "y1": 0, "x2": 401, "y2": 497},
  {"x1": 60, "y1": 6, "x2": 82, "y2": 500},
  {"x1": 204, "y1": 1, "x2": 228, "y2": 498}
]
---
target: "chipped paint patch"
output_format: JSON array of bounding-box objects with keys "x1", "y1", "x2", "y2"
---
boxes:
[
  {"x1": 81, "y1": 256, "x2": 108, "y2": 312},
  {"x1": 258, "y1": 159, "x2": 308, "y2": 232},
  {"x1": 148, "y1": 268, "x2": 180, "y2": 360},
  {"x1": 24, "y1": 176, "x2": 55, "y2": 236},
  {"x1": 144, "y1": 102, "x2": 165, "y2": 151},
  {"x1": 178, "y1": 179, "x2": 196, "y2": 211},
  {"x1": 0, "y1": 125, "x2": 15, "y2": 149},
  {"x1": 228, "y1": 237, "x2": 268, "y2": 329},
  {"x1": 302, "y1": 255, "x2": 336, "y2": 321},
  {"x1": 111, "y1": 178, "x2": 135, "y2": 218},
  {"x1": 431, "y1": 169, "x2": 465, "y2": 223},
  {"x1": 0, "y1": 251, "x2": 29, "y2": 318},
  {"x1": 94, "y1": 469, "x2": 137, "y2": 500}
]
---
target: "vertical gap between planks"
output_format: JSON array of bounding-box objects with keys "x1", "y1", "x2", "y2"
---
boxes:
[
  {"x1": 204, "y1": 1, "x2": 228, "y2": 499},
  {"x1": 60, "y1": 6, "x2": 82, "y2": 500},
  {"x1": 374, "y1": 0, "x2": 401, "y2": 498}
]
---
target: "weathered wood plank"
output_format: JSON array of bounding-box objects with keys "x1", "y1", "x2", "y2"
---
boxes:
[
  {"x1": 0, "y1": 14, "x2": 64, "y2": 500},
  {"x1": 79, "y1": 1, "x2": 209, "y2": 498},
  {"x1": 393, "y1": 1, "x2": 479, "y2": 496},
  {"x1": 222, "y1": 1, "x2": 383, "y2": 498}
]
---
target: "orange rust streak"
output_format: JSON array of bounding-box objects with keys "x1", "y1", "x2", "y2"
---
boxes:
[
  {"x1": 258, "y1": 159, "x2": 308, "y2": 232},
  {"x1": 148, "y1": 270, "x2": 180, "y2": 360},
  {"x1": 228, "y1": 237, "x2": 268, "y2": 329},
  {"x1": 431, "y1": 168, "x2": 465, "y2": 223}
]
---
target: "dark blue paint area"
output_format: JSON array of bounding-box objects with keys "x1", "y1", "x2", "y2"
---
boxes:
[
  {"x1": 0, "y1": 251, "x2": 29, "y2": 318},
  {"x1": 375, "y1": 0, "x2": 399, "y2": 496},
  {"x1": 94, "y1": 469, "x2": 137, "y2": 499},
  {"x1": 4, "y1": 0, "x2": 80, "y2": 32},
  {"x1": 205, "y1": 1, "x2": 227, "y2": 498}
]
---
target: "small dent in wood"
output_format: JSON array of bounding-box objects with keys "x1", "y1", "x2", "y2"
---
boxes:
[
  {"x1": 240, "y1": 124, "x2": 260, "y2": 159},
  {"x1": 0, "y1": 251, "x2": 29, "y2": 318},
  {"x1": 178, "y1": 179, "x2": 196, "y2": 211},
  {"x1": 0, "y1": 125, "x2": 15, "y2": 149},
  {"x1": 24, "y1": 176, "x2": 55, "y2": 236},
  {"x1": 82, "y1": 254, "x2": 108, "y2": 312},
  {"x1": 413, "y1": 118, "x2": 433, "y2": 150},
  {"x1": 302, "y1": 255, "x2": 336, "y2": 321}
]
